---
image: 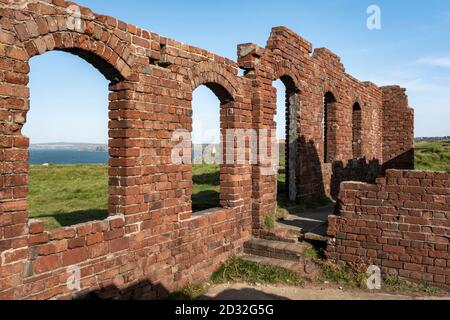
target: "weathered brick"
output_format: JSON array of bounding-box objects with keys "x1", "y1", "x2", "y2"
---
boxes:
[{"x1": 1, "y1": 0, "x2": 440, "y2": 301}]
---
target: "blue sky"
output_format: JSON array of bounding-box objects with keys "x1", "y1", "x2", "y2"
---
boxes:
[{"x1": 23, "y1": 0, "x2": 450, "y2": 143}]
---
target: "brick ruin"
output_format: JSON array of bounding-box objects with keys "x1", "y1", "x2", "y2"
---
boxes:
[
  {"x1": 328, "y1": 170, "x2": 449, "y2": 287},
  {"x1": 0, "y1": 1, "x2": 445, "y2": 299}
]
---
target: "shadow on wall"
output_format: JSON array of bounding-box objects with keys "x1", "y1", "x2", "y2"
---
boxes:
[
  {"x1": 331, "y1": 148, "x2": 416, "y2": 200},
  {"x1": 382, "y1": 149, "x2": 415, "y2": 172},
  {"x1": 330, "y1": 158, "x2": 383, "y2": 199},
  {"x1": 297, "y1": 138, "x2": 414, "y2": 202},
  {"x1": 297, "y1": 137, "x2": 326, "y2": 202}
]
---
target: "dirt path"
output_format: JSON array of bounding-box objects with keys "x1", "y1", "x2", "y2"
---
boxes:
[{"x1": 201, "y1": 283, "x2": 450, "y2": 300}]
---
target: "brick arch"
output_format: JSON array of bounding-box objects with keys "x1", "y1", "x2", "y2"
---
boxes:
[
  {"x1": 271, "y1": 62, "x2": 302, "y2": 201},
  {"x1": 349, "y1": 95, "x2": 364, "y2": 109},
  {"x1": 187, "y1": 62, "x2": 238, "y2": 103},
  {"x1": 322, "y1": 83, "x2": 340, "y2": 101},
  {"x1": 21, "y1": 31, "x2": 131, "y2": 82},
  {"x1": 351, "y1": 99, "x2": 363, "y2": 159},
  {"x1": 11, "y1": 12, "x2": 133, "y2": 82},
  {"x1": 271, "y1": 61, "x2": 301, "y2": 92},
  {"x1": 322, "y1": 86, "x2": 339, "y2": 164},
  {"x1": 1, "y1": 9, "x2": 135, "y2": 223}
]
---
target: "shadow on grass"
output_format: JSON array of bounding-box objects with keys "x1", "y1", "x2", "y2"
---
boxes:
[
  {"x1": 277, "y1": 174, "x2": 332, "y2": 216},
  {"x1": 193, "y1": 171, "x2": 220, "y2": 186},
  {"x1": 37, "y1": 209, "x2": 109, "y2": 228},
  {"x1": 192, "y1": 190, "x2": 220, "y2": 212}
]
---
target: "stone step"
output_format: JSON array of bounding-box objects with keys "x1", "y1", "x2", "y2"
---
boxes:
[
  {"x1": 303, "y1": 232, "x2": 330, "y2": 243},
  {"x1": 260, "y1": 228, "x2": 301, "y2": 244},
  {"x1": 243, "y1": 238, "x2": 312, "y2": 262},
  {"x1": 239, "y1": 254, "x2": 319, "y2": 279}
]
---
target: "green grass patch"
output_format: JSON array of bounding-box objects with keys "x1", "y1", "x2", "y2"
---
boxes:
[
  {"x1": 211, "y1": 256, "x2": 305, "y2": 286},
  {"x1": 31, "y1": 140, "x2": 448, "y2": 231},
  {"x1": 29, "y1": 165, "x2": 109, "y2": 230},
  {"x1": 167, "y1": 283, "x2": 208, "y2": 300},
  {"x1": 383, "y1": 275, "x2": 439, "y2": 295},
  {"x1": 301, "y1": 247, "x2": 322, "y2": 260},
  {"x1": 192, "y1": 164, "x2": 220, "y2": 212},
  {"x1": 415, "y1": 141, "x2": 450, "y2": 172},
  {"x1": 316, "y1": 263, "x2": 367, "y2": 289},
  {"x1": 262, "y1": 214, "x2": 277, "y2": 231},
  {"x1": 29, "y1": 163, "x2": 221, "y2": 229},
  {"x1": 317, "y1": 262, "x2": 441, "y2": 295}
]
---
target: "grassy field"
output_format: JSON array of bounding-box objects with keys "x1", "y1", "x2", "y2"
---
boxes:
[
  {"x1": 29, "y1": 164, "x2": 220, "y2": 229},
  {"x1": 191, "y1": 164, "x2": 220, "y2": 212},
  {"x1": 29, "y1": 165, "x2": 109, "y2": 229},
  {"x1": 415, "y1": 140, "x2": 450, "y2": 172},
  {"x1": 28, "y1": 158, "x2": 319, "y2": 229},
  {"x1": 29, "y1": 141, "x2": 449, "y2": 229}
]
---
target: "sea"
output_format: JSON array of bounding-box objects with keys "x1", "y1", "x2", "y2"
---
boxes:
[
  {"x1": 29, "y1": 149, "x2": 206, "y2": 165},
  {"x1": 29, "y1": 150, "x2": 109, "y2": 165}
]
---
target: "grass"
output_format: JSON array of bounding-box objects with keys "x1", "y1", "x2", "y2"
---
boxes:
[
  {"x1": 28, "y1": 156, "x2": 331, "y2": 230},
  {"x1": 167, "y1": 283, "x2": 208, "y2": 300},
  {"x1": 316, "y1": 262, "x2": 368, "y2": 289},
  {"x1": 170, "y1": 258, "x2": 441, "y2": 300},
  {"x1": 210, "y1": 256, "x2": 305, "y2": 286},
  {"x1": 415, "y1": 140, "x2": 450, "y2": 172},
  {"x1": 29, "y1": 163, "x2": 221, "y2": 229},
  {"x1": 301, "y1": 247, "x2": 322, "y2": 260},
  {"x1": 29, "y1": 165, "x2": 109, "y2": 230},
  {"x1": 168, "y1": 256, "x2": 306, "y2": 300},
  {"x1": 192, "y1": 164, "x2": 220, "y2": 212},
  {"x1": 29, "y1": 141, "x2": 448, "y2": 230},
  {"x1": 383, "y1": 275, "x2": 439, "y2": 295},
  {"x1": 262, "y1": 214, "x2": 277, "y2": 231},
  {"x1": 316, "y1": 261, "x2": 441, "y2": 295}
]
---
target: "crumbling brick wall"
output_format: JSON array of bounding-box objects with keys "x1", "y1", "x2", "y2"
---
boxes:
[
  {"x1": 382, "y1": 86, "x2": 415, "y2": 171},
  {"x1": 237, "y1": 27, "x2": 390, "y2": 227},
  {"x1": 328, "y1": 170, "x2": 449, "y2": 288},
  {"x1": 0, "y1": 1, "x2": 415, "y2": 299}
]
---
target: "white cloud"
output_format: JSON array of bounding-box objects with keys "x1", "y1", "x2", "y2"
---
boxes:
[{"x1": 418, "y1": 56, "x2": 450, "y2": 68}]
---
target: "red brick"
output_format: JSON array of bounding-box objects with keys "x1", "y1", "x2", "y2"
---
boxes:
[
  {"x1": 0, "y1": 1, "x2": 434, "y2": 300},
  {"x1": 33, "y1": 255, "x2": 62, "y2": 274},
  {"x1": 62, "y1": 248, "x2": 88, "y2": 266}
]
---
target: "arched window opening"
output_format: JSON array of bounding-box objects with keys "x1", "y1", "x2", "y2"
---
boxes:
[
  {"x1": 24, "y1": 51, "x2": 110, "y2": 229},
  {"x1": 274, "y1": 76, "x2": 299, "y2": 203},
  {"x1": 323, "y1": 92, "x2": 337, "y2": 163},
  {"x1": 191, "y1": 85, "x2": 222, "y2": 212},
  {"x1": 352, "y1": 102, "x2": 363, "y2": 159}
]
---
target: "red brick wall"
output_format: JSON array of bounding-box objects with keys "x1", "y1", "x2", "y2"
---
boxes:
[
  {"x1": 237, "y1": 27, "x2": 389, "y2": 222},
  {"x1": 0, "y1": 1, "x2": 415, "y2": 299},
  {"x1": 0, "y1": 0, "x2": 251, "y2": 300},
  {"x1": 328, "y1": 170, "x2": 449, "y2": 288},
  {"x1": 382, "y1": 86, "x2": 415, "y2": 171}
]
